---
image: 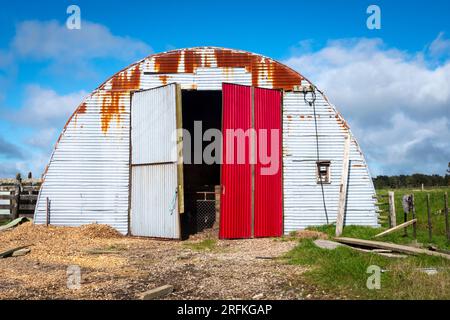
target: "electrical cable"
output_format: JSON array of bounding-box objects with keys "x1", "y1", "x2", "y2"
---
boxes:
[{"x1": 303, "y1": 87, "x2": 329, "y2": 224}]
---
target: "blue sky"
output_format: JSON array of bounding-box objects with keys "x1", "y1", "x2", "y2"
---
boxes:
[{"x1": 0, "y1": 0, "x2": 449, "y2": 177}]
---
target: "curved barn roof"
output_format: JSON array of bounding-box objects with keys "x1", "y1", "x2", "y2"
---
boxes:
[
  {"x1": 48, "y1": 47, "x2": 351, "y2": 177},
  {"x1": 70, "y1": 47, "x2": 308, "y2": 134}
]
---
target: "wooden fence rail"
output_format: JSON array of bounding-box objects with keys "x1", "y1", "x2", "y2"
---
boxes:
[{"x1": 0, "y1": 178, "x2": 42, "y2": 219}]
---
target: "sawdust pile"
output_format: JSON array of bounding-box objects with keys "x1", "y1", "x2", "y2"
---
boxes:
[
  {"x1": 0, "y1": 222, "x2": 122, "y2": 249},
  {"x1": 294, "y1": 230, "x2": 328, "y2": 240},
  {"x1": 0, "y1": 223, "x2": 317, "y2": 300},
  {"x1": 0, "y1": 222, "x2": 127, "y2": 270}
]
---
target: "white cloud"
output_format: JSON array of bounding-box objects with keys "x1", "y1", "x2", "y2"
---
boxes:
[
  {"x1": 0, "y1": 86, "x2": 87, "y2": 177},
  {"x1": 15, "y1": 85, "x2": 87, "y2": 127},
  {"x1": 284, "y1": 36, "x2": 450, "y2": 176},
  {"x1": 12, "y1": 20, "x2": 151, "y2": 62},
  {"x1": 429, "y1": 32, "x2": 450, "y2": 60},
  {"x1": 0, "y1": 19, "x2": 152, "y2": 178}
]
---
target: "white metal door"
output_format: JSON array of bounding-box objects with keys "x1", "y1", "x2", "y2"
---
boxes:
[{"x1": 130, "y1": 84, "x2": 184, "y2": 238}]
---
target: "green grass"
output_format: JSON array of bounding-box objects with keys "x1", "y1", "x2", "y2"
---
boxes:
[
  {"x1": 307, "y1": 187, "x2": 450, "y2": 250},
  {"x1": 285, "y1": 238, "x2": 450, "y2": 299},
  {"x1": 377, "y1": 187, "x2": 450, "y2": 249},
  {"x1": 284, "y1": 187, "x2": 450, "y2": 299},
  {"x1": 183, "y1": 238, "x2": 217, "y2": 251}
]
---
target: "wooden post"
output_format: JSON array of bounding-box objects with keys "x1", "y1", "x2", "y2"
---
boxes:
[
  {"x1": 46, "y1": 197, "x2": 50, "y2": 226},
  {"x1": 411, "y1": 194, "x2": 417, "y2": 240},
  {"x1": 214, "y1": 185, "x2": 221, "y2": 231},
  {"x1": 335, "y1": 133, "x2": 351, "y2": 237},
  {"x1": 388, "y1": 191, "x2": 396, "y2": 228},
  {"x1": 444, "y1": 192, "x2": 449, "y2": 241},
  {"x1": 426, "y1": 193, "x2": 432, "y2": 242},
  {"x1": 11, "y1": 181, "x2": 21, "y2": 219}
]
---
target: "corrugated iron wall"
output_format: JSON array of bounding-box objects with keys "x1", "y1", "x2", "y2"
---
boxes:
[
  {"x1": 282, "y1": 89, "x2": 378, "y2": 233},
  {"x1": 34, "y1": 92, "x2": 132, "y2": 233},
  {"x1": 130, "y1": 85, "x2": 180, "y2": 238},
  {"x1": 34, "y1": 47, "x2": 377, "y2": 235},
  {"x1": 131, "y1": 164, "x2": 179, "y2": 238}
]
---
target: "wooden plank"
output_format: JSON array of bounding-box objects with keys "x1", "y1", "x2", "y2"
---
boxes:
[
  {"x1": 0, "y1": 186, "x2": 16, "y2": 192},
  {"x1": 21, "y1": 186, "x2": 41, "y2": 192},
  {"x1": 0, "y1": 217, "x2": 31, "y2": 232},
  {"x1": 388, "y1": 191, "x2": 396, "y2": 228},
  {"x1": 175, "y1": 83, "x2": 184, "y2": 215},
  {"x1": 139, "y1": 285, "x2": 173, "y2": 300},
  {"x1": 11, "y1": 185, "x2": 20, "y2": 219},
  {"x1": 335, "y1": 133, "x2": 350, "y2": 237},
  {"x1": 18, "y1": 194, "x2": 38, "y2": 201},
  {"x1": 427, "y1": 194, "x2": 432, "y2": 241},
  {"x1": 0, "y1": 245, "x2": 32, "y2": 259},
  {"x1": 445, "y1": 192, "x2": 449, "y2": 241},
  {"x1": 0, "y1": 204, "x2": 11, "y2": 210},
  {"x1": 335, "y1": 237, "x2": 450, "y2": 260},
  {"x1": 18, "y1": 204, "x2": 36, "y2": 211},
  {"x1": 374, "y1": 219, "x2": 417, "y2": 238},
  {"x1": 411, "y1": 194, "x2": 417, "y2": 240}
]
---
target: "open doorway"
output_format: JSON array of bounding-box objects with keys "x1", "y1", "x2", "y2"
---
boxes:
[{"x1": 181, "y1": 90, "x2": 222, "y2": 239}]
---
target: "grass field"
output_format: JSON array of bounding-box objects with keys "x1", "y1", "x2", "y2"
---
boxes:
[
  {"x1": 285, "y1": 187, "x2": 450, "y2": 299},
  {"x1": 377, "y1": 187, "x2": 450, "y2": 250}
]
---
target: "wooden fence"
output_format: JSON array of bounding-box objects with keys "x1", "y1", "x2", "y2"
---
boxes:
[{"x1": 0, "y1": 178, "x2": 42, "y2": 220}]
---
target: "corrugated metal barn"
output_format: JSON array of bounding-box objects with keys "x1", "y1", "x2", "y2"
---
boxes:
[{"x1": 34, "y1": 47, "x2": 378, "y2": 239}]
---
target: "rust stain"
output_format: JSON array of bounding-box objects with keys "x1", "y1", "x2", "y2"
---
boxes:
[
  {"x1": 154, "y1": 51, "x2": 181, "y2": 73},
  {"x1": 267, "y1": 59, "x2": 302, "y2": 91},
  {"x1": 287, "y1": 115, "x2": 293, "y2": 121},
  {"x1": 352, "y1": 164, "x2": 365, "y2": 168},
  {"x1": 300, "y1": 115, "x2": 305, "y2": 119},
  {"x1": 335, "y1": 114, "x2": 350, "y2": 131},
  {"x1": 159, "y1": 75, "x2": 169, "y2": 85},
  {"x1": 100, "y1": 64, "x2": 141, "y2": 134},
  {"x1": 214, "y1": 48, "x2": 303, "y2": 89},
  {"x1": 77, "y1": 102, "x2": 87, "y2": 114},
  {"x1": 184, "y1": 49, "x2": 203, "y2": 73}
]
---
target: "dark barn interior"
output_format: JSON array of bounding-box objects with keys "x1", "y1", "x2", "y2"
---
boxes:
[{"x1": 180, "y1": 90, "x2": 222, "y2": 239}]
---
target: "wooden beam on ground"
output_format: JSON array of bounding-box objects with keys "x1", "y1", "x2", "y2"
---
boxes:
[
  {"x1": 0, "y1": 245, "x2": 32, "y2": 259},
  {"x1": 139, "y1": 285, "x2": 174, "y2": 300},
  {"x1": 334, "y1": 237, "x2": 450, "y2": 260},
  {"x1": 374, "y1": 219, "x2": 417, "y2": 238},
  {"x1": 335, "y1": 133, "x2": 351, "y2": 237}
]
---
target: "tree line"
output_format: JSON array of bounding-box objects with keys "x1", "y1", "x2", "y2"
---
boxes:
[{"x1": 373, "y1": 173, "x2": 450, "y2": 189}]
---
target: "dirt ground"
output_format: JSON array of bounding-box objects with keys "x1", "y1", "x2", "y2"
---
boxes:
[{"x1": 0, "y1": 223, "x2": 326, "y2": 300}]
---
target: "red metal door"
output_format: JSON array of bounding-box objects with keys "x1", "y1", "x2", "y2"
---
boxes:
[
  {"x1": 220, "y1": 84, "x2": 252, "y2": 239},
  {"x1": 254, "y1": 87, "x2": 283, "y2": 237}
]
